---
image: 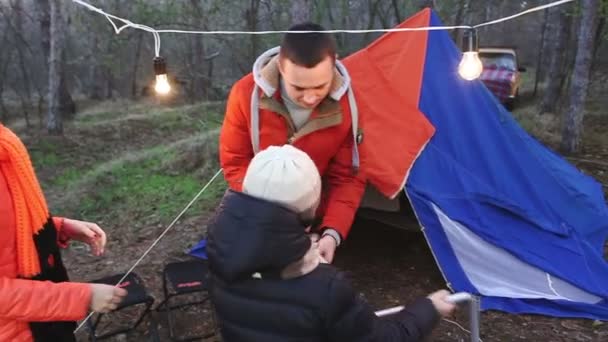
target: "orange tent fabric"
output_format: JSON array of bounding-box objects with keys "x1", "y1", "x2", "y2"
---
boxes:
[{"x1": 343, "y1": 9, "x2": 436, "y2": 198}]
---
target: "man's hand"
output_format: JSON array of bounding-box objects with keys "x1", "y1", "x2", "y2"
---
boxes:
[
  {"x1": 62, "y1": 219, "x2": 107, "y2": 256},
  {"x1": 427, "y1": 290, "x2": 457, "y2": 318},
  {"x1": 318, "y1": 235, "x2": 337, "y2": 263}
]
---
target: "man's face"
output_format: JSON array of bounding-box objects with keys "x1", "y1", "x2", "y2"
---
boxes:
[{"x1": 279, "y1": 55, "x2": 335, "y2": 109}]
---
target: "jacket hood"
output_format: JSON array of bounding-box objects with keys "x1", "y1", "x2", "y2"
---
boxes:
[{"x1": 207, "y1": 190, "x2": 312, "y2": 282}]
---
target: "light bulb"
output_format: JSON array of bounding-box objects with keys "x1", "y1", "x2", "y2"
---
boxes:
[
  {"x1": 153, "y1": 56, "x2": 171, "y2": 95},
  {"x1": 155, "y1": 74, "x2": 171, "y2": 94},
  {"x1": 459, "y1": 29, "x2": 483, "y2": 81},
  {"x1": 458, "y1": 51, "x2": 483, "y2": 81}
]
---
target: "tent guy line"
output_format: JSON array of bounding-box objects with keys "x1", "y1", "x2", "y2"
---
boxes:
[{"x1": 74, "y1": 168, "x2": 224, "y2": 333}]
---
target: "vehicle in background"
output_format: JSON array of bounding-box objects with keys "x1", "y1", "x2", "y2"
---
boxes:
[{"x1": 478, "y1": 47, "x2": 526, "y2": 110}]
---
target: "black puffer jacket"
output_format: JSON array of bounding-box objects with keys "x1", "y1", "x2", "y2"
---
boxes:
[{"x1": 207, "y1": 190, "x2": 440, "y2": 342}]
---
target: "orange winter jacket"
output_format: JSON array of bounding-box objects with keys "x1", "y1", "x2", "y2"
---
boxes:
[
  {"x1": 222, "y1": 11, "x2": 440, "y2": 238},
  {"x1": 0, "y1": 144, "x2": 91, "y2": 341},
  {"x1": 219, "y1": 53, "x2": 366, "y2": 238}
]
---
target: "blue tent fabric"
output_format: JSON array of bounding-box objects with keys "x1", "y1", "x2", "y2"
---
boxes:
[
  {"x1": 189, "y1": 239, "x2": 208, "y2": 260},
  {"x1": 404, "y1": 12, "x2": 608, "y2": 319},
  {"x1": 200, "y1": 8, "x2": 608, "y2": 320}
]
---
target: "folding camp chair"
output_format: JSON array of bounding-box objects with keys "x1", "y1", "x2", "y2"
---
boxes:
[
  {"x1": 156, "y1": 258, "x2": 216, "y2": 341},
  {"x1": 87, "y1": 272, "x2": 158, "y2": 341}
]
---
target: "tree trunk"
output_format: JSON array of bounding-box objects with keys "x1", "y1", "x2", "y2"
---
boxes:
[
  {"x1": 591, "y1": 17, "x2": 605, "y2": 71},
  {"x1": 558, "y1": 15, "x2": 579, "y2": 96},
  {"x1": 0, "y1": 17, "x2": 10, "y2": 121},
  {"x1": 484, "y1": 0, "x2": 491, "y2": 22},
  {"x1": 103, "y1": 35, "x2": 115, "y2": 99},
  {"x1": 39, "y1": 0, "x2": 73, "y2": 127},
  {"x1": 246, "y1": 0, "x2": 261, "y2": 67},
  {"x1": 88, "y1": 36, "x2": 104, "y2": 100},
  {"x1": 193, "y1": 38, "x2": 207, "y2": 101},
  {"x1": 12, "y1": 0, "x2": 32, "y2": 127},
  {"x1": 37, "y1": 0, "x2": 52, "y2": 125},
  {"x1": 37, "y1": 0, "x2": 50, "y2": 62},
  {"x1": 326, "y1": 0, "x2": 337, "y2": 40},
  {"x1": 340, "y1": 0, "x2": 350, "y2": 54},
  {"x1": 482, "y1": 0, "x2": 492, "y2": 35},
  {"x1": 59, "y1": 73, "x2": 75, "y2": 120},
  {"x1": 377, "y1": 3, "x2": 391, "y2": 29},
  {"x1": 364, "y1": 0, "x2": 382, "y2": 42},
  {"x1": 390, "y1": 0, "x2": 403, "y2": 25},
  {"x1": 47, "y1": 0, "x2": 64, "y2": 134},
  {"x1": 417, "y1": 0, "x2": 436, "y2": 9},
  {"x1": 539, "y1": 7, "x2": 570, "y2": 114},
  {"x1": 533, "y1": 9, "x2": 550, "y2": 97},
  {"x1": 561, "y1": 0, "x2": 600, "y2": 153},
  {"x1": 290, "y1": 0, "x2": 312, "y2": 24},
  {"x1": 16, "y1": 89, "x2": 31, "y2": 128},
  {"x1": 131, "y1": 32, "x2": 144, "y2": 99},
  {"x1": 104, "y1": 70, "x2": 114, "y2": 99},
  {"x1": 207, "y1": 58, "x2": 214, "y2": 99},
  {"x1": 59, "y1": 7, "x2": 75, "y2": 120},
  {"x1": 190, "y1": 0, "x2": 208, "y2": 101},
  {"x1": 451, "y1": 0, "x2": 471, "y2": 41},
  {"x1": 0, "y1": 50, "x2": 10, "y2": 123}
]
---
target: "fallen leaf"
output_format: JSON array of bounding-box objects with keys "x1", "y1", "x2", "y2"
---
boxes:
[{"x1": 560, "y1": 320, "x2": 581, "y2": 330}]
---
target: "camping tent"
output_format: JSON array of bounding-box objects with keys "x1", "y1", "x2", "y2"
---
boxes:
[
  {"x1": 191, "y1": 8, "x2": 608, "y2": 320},
  {"x1": 344, "y1": 8, "x2": 608, "y2": 320}
]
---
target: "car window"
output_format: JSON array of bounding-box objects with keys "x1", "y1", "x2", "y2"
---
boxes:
[{"x1": 479, "y1": 53, "x2": 516, "y2": 71}]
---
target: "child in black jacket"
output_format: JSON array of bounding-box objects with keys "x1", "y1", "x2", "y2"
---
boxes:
[{"x1": 208, "y1": 145, "x2": 456, "y2": 342}]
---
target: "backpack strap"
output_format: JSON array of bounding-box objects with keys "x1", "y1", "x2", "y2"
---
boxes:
[
  {"x1": 250, "y1": 85, "x2": 261, "y2": 154},
  {"x1": 347, "y1": 86, "x2": 360, "y2": 174},
  {"x1": 336, "y1": 60, "x2": 361, "y2": 175}
]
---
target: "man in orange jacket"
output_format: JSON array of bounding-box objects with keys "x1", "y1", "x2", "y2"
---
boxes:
[
  {"x1": 0, "y1": 123, "x2": 127, "y2": 341},
  {"x1": 219, "y1": 22, "x2": 366, "y2": 263}
]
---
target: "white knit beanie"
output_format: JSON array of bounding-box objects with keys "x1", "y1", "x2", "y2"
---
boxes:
[{"x1": 243, "y1": 145, "x2": 321, "y2": 214}]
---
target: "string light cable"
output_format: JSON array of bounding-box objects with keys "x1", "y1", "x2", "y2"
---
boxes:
[{"x1": 71, "y1": 0, "x2": 576, "y2": 86}]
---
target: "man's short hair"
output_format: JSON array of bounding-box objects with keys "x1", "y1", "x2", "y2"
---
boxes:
[{"x1": 280, "y1": 22, "x2": 337, "y2": 68}]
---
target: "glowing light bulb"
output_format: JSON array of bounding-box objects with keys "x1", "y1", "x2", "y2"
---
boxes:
[
  {"x1": 153, "y1": 56, "x2": 171, "y2": 95},
  {"x1": 155, "y1": 74, "x2": 171, "y2": 94},
  {"x1": 458, "y1": 51, "x2": 483, "y2": 81},
  {"x1": 459, "y1": 29, "x2": 483, "y2": 81}
]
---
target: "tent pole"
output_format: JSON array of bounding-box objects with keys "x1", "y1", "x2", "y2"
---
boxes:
[{"x1": 470, "y1": 295, "x2": 481, "y2": 342}]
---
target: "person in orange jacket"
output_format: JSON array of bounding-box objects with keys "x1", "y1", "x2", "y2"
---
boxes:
[
  {"x1": 219, "y1": 22, "x2": 366, "y2": 263},
  {"x1": 0, "y1": 123, "x2": 127, "y2": 342}
]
